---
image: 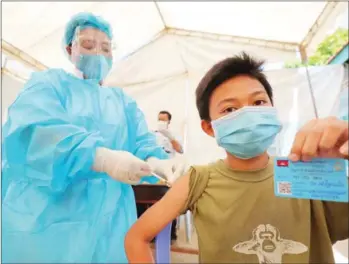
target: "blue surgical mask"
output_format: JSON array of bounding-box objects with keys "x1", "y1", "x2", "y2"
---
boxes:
[
  {"x1": 76, "y1": 54, "x2": 112, "y2": 81},
  {"x1": 212, "y1": 106, "x2": 282, "y2": 159}
]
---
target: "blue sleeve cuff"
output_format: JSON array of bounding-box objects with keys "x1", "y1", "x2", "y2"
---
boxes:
[{"x1": 140, "y1": 176, "x2": 159, "y2": 184}]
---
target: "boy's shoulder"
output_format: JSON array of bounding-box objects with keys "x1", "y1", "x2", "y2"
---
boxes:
[
  {"x1": 190, "y1": 160, "x2": 222, "y2": 171},
  {"x1": 182, "y1": 162, "x2": 218, "y2": 213},
  {"x1": 185, "y1": 160, "x2": 222, "y2": 205},
  {"x1": 189, "y1": 160, "x2": 222, "y2": 180}
]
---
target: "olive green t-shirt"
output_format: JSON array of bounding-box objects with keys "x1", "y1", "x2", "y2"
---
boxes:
[{"x1": 183, "y1": 158, "x2": 348, "y2": 263}]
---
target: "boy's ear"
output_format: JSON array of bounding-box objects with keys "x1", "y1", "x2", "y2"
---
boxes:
[{"x1": 201, "y1": 120, "x2": 215, "y2": 137}]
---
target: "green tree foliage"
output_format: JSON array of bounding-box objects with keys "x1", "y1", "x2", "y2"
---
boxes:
[{"x1": 285, "y1": 27, "x2": 348, "y2": 68}]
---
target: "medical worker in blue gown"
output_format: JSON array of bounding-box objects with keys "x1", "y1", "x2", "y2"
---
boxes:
[{"x1": 2, "y1": 12, "x2": 185, "y2": 263}]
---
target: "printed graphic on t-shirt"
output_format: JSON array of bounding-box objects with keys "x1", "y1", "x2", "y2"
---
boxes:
[{"x1": 232, "y1": 224, "x2": 308, "y2": 263}]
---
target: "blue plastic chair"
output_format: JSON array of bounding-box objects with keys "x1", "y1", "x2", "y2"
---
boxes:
[{"x1": 155, "y1": 222, "x2": 172, "y2": 263}]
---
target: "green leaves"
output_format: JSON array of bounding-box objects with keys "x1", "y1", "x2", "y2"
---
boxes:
[{"x1": 285, "y1": 27, "x2": 349, "y2": 68}]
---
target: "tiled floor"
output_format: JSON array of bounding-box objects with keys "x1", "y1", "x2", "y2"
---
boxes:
[
  {"x1": 171, "y1": 251, "x2": 199, "y2": 263},
  {"x1": 169, "y1": 218, "x2": 199, "y2": 263}
]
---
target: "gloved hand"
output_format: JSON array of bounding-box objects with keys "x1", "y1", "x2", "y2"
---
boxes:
[
  {"x1": 147, "y1": 156, "x2": 187, "y2": 183},
  {"x1": 158, "y1": 128, "x2": 175, "y2": 141},
  {"x1": 93, "y1": 147, "x2": 151, "y2": 184}
]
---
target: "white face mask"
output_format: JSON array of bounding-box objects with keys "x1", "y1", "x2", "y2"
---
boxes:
[{"x1": 157, "y1": 121, "x2": 168, "y2": 130}]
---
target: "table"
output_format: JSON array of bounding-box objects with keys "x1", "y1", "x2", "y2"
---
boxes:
[{"x1": 132, "y1": 184, "x2": 172, "y2": 264}]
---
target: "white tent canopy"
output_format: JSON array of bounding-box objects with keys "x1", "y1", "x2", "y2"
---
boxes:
[{"x1": 2, "y1": 1, "x2": 348, "y2": 82}]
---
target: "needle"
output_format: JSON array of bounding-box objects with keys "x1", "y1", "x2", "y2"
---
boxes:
[{"x1": 151, "y1": 172, "x2": 172, "y2": 187}]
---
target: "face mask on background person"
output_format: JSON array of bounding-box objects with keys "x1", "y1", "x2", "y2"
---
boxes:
[
  {"x1": 157, "y1": 120, "x2": 169, "y2": 131},
  {"x1": 212, "y1": 106, "x2": 282, "y2": 159}
]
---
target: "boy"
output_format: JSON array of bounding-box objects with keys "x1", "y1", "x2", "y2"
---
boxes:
[{"x1": 125, "y1": 52, "x2": 349, "y2": 263}]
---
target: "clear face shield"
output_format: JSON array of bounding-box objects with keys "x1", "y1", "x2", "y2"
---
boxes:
[{"x1": 70, "y1": 26, "x2": 114, "y2": 82}]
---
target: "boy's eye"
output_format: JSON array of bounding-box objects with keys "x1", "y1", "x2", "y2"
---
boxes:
[
  {"x1": 254, "y1": 100, "x2": 267, "y2": 106},
  {"x1": 222, "y1": 107, "x2": 237, "y2": 114}
]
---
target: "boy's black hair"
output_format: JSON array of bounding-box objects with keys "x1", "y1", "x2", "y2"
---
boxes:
[
  {"x1": 195, "y1": 52, "x2": 273, "y2": 120},
  {"x1": 158, "y1": 110, "x2": 172, "y2": 121}
]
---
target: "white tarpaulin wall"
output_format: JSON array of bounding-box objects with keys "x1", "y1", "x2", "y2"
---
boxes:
[{"x1": 105, "y1": 33, "x2": 298, "y2": 86}]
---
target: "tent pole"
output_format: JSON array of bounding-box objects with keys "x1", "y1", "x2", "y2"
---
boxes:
[
  {"x1": 300, "y1": 1, "x2": 339, "y2": 48},
  {"x1": 182, "y1": 71, "x2": 189, "y2": 154},
  {"x1": 3, "y1": 57, "x2": 8, "y2": 69},
  {"x1": 153, "y1": 1, "x2": 167, "y2": 28},
  {"x1": 300, "y1": 45, "x2": 319, "y2": 118},
  {"x1": 182, "y1": 70, "x2": 193, "y2": 243},
  {"x1": 173, "y1": 37, "x2": 190, "y2": 154},
  {"x1": 167, "y1": 27, "x2": 299, "y2": 52}
]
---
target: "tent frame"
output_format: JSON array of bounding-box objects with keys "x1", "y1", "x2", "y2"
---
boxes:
[
  {"x1": 2, "y1": 39, "x2": 48, "y2": 72},
  {"x1": 1, "y1": 2, "x2": 338, "y2": 78},
  {"x1": 301, "y1": 1, "x2": 339, "y2": 48}
]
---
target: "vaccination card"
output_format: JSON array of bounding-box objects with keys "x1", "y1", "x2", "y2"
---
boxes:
[{"x1": 274, "y1": 157, "x2": 348, "y2": 202}]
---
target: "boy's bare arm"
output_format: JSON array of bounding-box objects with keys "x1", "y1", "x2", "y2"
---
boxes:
[{"x1": 125, "y1": 173, "x2": 190, "y2": 263}]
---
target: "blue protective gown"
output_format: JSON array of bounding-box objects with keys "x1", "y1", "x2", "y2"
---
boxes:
[{"x1": 1, "y1": 69, "x2": 167, "y2": 263}]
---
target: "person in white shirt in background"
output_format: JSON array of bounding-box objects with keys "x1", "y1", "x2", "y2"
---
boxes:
[
  {"x1": 155, "y1": 110, "x2": 183, "y2": 157},
  {"x1": 155, "y1": 110, "x2": 184, "y2": 241},
  {"x1": 137, "y1": 110, "x2": 183, "y2": 242}
]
